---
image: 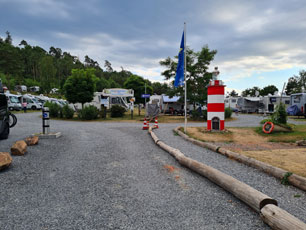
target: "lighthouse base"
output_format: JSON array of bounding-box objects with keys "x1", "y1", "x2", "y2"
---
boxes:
[{"x1": 207, "y1": 119, "x2": 225, "y2": 131}]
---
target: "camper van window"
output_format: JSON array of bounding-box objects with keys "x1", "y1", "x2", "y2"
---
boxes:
[
  {"x1": 270, "y1": 97, "x2": 277, "y2": 103},
  {"x1": 285, "y1": 100, "x2": 290, "y2": 104},
  {"x1": 26, "y1": 98, "x2": 33, "y2": 103},
  {"x1": 9, "y1": 96, "x2": 19, "y2": 103},
  {"x1": 293, "y1": 95, "x2": 301, "y2": 103},
  {"x1": 231, "y1": 99, "x2": 236, "y2": 103},
  {"x1": 111, "y1": 97, "x2": 118, "y2": 104}
]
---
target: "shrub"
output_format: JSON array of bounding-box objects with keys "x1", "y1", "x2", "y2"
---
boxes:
[
  {"x1": 62, "y1": 104, "x2": 75, "y2": 119},
  {"x1": 190, "y1": 109, "x2": 207, "y2": 121},
  {"x1": 225, "y1": 107, "x2": 232, "y2": 119},
  {"x1": 191, "y1": 110, "x2": 201, "y2": 119},
  {"x1": 110, "y1": 105, "x2": 126, "y2": 118},
  {"x1": 78, "y1": 105, "x2": 99, "y2": 120},
  {"x1": 44, "y1": 101, "x2": 62, "y2": 118},
  {"x1": 271, "y1": 102, "x2": 287, "y2": 124}
]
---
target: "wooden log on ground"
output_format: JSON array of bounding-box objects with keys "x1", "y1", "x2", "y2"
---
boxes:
[
  {"x1": 175, "y1": 127, "x2": 306, "y2": 192},
  {"x1": 150, "y1": 129, "x2": 306, "y2": 228},
  {"x1": 175, "y1": 127, "x2": 220, "y2": 152},
  {"x1": 218, "y1": 148, "x2": 306, "y2": 191},
  {"x1": 177, "y1": 155, "x2": 277, "y2": 212},
  {"x1": 150, "y1": 131, "x2": 160, "y2": 144},
  {"x1": 261, "y1": 204, "x2": 306, "y2": 230}
]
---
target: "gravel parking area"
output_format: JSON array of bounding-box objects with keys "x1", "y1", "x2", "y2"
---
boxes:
[
  {"x1": 154, "y1": 121, "x2": 306, "y2": 224},
  {"x1": 0, "y1": 113, "x2": 272, "y2": 229}
]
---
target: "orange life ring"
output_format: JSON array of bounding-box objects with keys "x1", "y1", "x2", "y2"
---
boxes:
[{"x1": 263, "y1": 121, "x2": 274, "y2": 134}]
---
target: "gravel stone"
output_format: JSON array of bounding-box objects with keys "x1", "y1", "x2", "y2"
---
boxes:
[{"x1": 0, "y1": 112, "x2": 303, "y2": 229}]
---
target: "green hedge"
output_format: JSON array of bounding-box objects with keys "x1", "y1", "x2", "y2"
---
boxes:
[
  {"x1": 225, "y1": 107, "x2": 232, "y2": 119},
  {"x1": 44, "y1": 101, "x2": 62, "y2": 118},
  {"x1": 110, "y1": 105, "x2": 126, "y2": 118},
  {"x1": 78, "y1": 105, "x2": 99, "y2": 120},
  {"x1": 62, "y1": 104, "x2": 75, "y2": 119}
]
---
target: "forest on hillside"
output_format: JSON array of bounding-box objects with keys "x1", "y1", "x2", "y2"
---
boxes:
[{"x1": 0, "y1": 31, "x2": 170, "y2": 100}]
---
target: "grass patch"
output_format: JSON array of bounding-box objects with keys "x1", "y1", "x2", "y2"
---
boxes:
[
  {"x1": 255, "y1": 125, "x2": 306, "y2": 142},
  {"x1": 281, "y1": 172, "x2": 293, "y2": 185},
  {"x1": 11, "y1": 110, "x2": 39, "y2": 114}
]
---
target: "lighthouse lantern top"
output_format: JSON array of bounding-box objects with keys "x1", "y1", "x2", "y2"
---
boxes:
[{"x1": 212, "y1": 67, "x2": 220, "y2": 80}]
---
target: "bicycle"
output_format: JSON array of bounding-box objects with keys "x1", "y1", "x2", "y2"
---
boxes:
[{"x1": 8, "y1": 112, "x2": 17, "y2": 128}]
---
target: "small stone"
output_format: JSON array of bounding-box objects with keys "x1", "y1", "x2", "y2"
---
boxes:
[
  {"x1": 11, "y1": 140, "x2": 27, "y2": 156},
  {"x1": 0, "y1": 152, "x2": 12, "y2": 170},
  {"x1": 296, "y1": 140, "x2": 306, "y2": 146},
  {"x1": 25, "y1": 136, "x2": 39, "y2": 146}
]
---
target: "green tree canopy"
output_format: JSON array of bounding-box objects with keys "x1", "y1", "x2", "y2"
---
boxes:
[
  {"x1": 241, "y1": 86, "x2": 261, "y2": 97},
  {"x1": 160, "y1": 45, "x2": 217, "y2": 107},
  {"x1": 63, "y1": 68, "x2": 96, "y2": 107},
  {"x1": 229, "y1": 90, "x2": 239, "y2": 97},
  {"x1": 124, "y1": 75, "x2": 153, "y2": 103},
  {"x1": 39, "y1": 55, "x2": 57, "y2": 93},
  {"x1": 260, "y1": 85, "x2": 278, "y2": 96},
  {"x1": 286, "y1": 70, "x2": 306, "y2": 95},
  {"x1": 152, "y1": 82, "x2": 170, "y2": 95}
]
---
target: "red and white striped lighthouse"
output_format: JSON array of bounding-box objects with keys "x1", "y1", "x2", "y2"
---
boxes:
[{"x1": 207, "y1": 67, "x2": 225, "y2": 131}]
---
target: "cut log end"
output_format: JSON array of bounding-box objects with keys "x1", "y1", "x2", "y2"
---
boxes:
[{"x1": 260, "y1": 198, "x2": 278, "y2": 210}]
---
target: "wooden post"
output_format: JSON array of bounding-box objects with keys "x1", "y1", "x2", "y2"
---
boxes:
[
  {"x1": 149, "y1": 130, "x2": 277, "y2": 212},
  {"x1": 261, "y1": 204, "x2": 306, "y2": 230},
  {"x1": 175, "y1": 126, "x2": 306, "y2": 192}
]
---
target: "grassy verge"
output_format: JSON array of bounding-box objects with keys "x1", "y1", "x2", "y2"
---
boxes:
[
  {"x1": 49, "y1": 108, "x2": 237, "y2": 123},
  {"x1": 179, "y1": 125, "x2": 306, "y2": 177},
  {"x1": 11, "y1": 110, "x2": 40, "y2": 114},
  {"x1": 255, "y1": 124, "x2": 306, "y2": 142}
]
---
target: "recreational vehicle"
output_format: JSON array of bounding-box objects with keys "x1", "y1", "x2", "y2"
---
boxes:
[
  {"x1": 237, "y1": 97, "x2": 260, "y2": 113},
  {"x1": 22, "y1": 94, "x2": 42, "y2": 110},
  {"x1": 5, "y1": 93, "x2": 22, "y2": 111},
  {"x1": 258, "y1": 95, "x2": 290, "y2": 114},
  {"x1": 287, "y1": 93, "x2": 306, "y2": 117},
  {"x1": 29, "y1": 86, "x2": 40, "y2": 92},
  {"x1": 224, "y1": 97, "x2": 239, "y2": 111},
  {"x1": 15, "y1": 85, "x2": 27, "y2": 92},
  {"x1": 149, "y1": 95, "x2": 186, "y2": 115},
  {"x1": 101, "y1": 88, "x2": 134, "y2": 110}
]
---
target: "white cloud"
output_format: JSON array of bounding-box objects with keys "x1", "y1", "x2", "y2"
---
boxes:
[
  {"x1": 53, "y1": 31, "x2": 165, "y2": 81},
  {"x1": 2, "y1": 0, "x2": 72, "y2": 19}
]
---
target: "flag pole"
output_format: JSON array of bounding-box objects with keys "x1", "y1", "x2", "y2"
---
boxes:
[{"x1": 184, "y1": 22, "x2": 187, "y2": 133}]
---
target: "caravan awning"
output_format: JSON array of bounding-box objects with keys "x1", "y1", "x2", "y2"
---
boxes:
[
  {"x1": 245, "y1": 97, "x2": 261, "y2": 102},
  {"x1": 162, "y1": 96, "x2": 180, "y2": 103}
]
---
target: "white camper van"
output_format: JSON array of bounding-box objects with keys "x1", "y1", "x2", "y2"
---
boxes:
[
  {"x1": 5, "y1": 93, "x2": 22, "y2": 111},
  {"x1": 224, "y1": 97, "x2": 239, "y2": 111},
  {"x1": 22, "y1": 94, "x2": 42, "y2": 110},
  {"x1": 289, "y1": 93, "x2": 306, "y2": 117},
  {"x1": 258, "y1": 95, "x2": 290, "y2": 114},
  {"x1": 101, "y1": 88, "x2": 134, "y2": 110},
  {"x1": 237, "y1": 97, "x2": 261, "y2": 113}
]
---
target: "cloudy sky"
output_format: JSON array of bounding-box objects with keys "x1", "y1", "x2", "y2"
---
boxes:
[{"x1": 1, "y1": 0, "x2": 306, "y2": 94}]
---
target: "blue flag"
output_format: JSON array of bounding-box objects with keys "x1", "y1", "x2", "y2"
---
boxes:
[{"x1": 174, "y1": 32, "x2": 184, "y2": 87}]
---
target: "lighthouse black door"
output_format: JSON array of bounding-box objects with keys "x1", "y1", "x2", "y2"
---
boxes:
[{"x1": 212, "y1": 117, "x2": 220, "y2": 130}]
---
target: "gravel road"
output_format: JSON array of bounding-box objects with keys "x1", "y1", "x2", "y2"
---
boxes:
[{"x1": 0, "y1": 112, "x2": 305, "y2": 229}]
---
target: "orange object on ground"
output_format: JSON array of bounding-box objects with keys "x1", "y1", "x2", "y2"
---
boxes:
[
  {"x1": 153, "y1": 117, "x2": 159, "y2": 129},
  {"x1": 143, "y1": 118, "x2": 149, "y2": 130},
  {"x1": 263, "y1": 121, "x2": 274, "y2": 134}
]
